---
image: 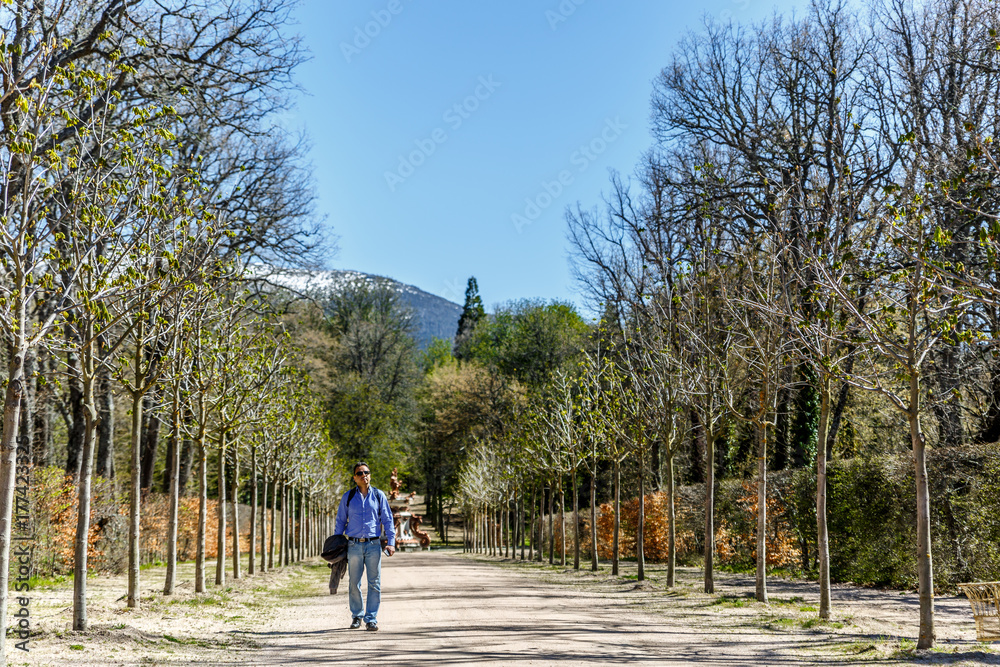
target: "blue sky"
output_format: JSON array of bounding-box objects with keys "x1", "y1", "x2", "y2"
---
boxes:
[{"x1": 288, "y1": 0, "x2": 803, "y2": 313}]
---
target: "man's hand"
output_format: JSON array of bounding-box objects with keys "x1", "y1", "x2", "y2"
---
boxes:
[{"x1": 385, "y1": 545, "x2": 395, "y2": 557}]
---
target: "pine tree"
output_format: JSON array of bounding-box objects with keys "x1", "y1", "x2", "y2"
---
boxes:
[{"x1": 454, "y1": 277, "x2": 485, "y2": 359}]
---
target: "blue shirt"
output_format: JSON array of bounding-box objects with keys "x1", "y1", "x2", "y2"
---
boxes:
[{"x1": 334, "y1": 486, "x2": 395, "y2": 547}]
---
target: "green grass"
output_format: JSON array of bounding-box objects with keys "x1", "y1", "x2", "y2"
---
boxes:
[
  {"x1": 183, "y1": 592, "x2": 231, "y2": 607},
  {"x1": 890, "y1": 638, "x2": 918, "y2": 658},
  {"x1": 712, "y1": 594, "x2": 751, "y2": 608},
  {"x1": 763, "y1": 616, "x2": 797, "y2": 630},
  {"x1": 842, "y1": 639, "x2": 880, "y2": 655},
  {"x1": 25, "y1": 572, "x2": 70, "y2": 589}
]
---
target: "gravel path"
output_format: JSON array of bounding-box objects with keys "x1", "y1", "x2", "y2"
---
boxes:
[{"x1": 256, "y1": 550, "x2": 999, "y2": 666}]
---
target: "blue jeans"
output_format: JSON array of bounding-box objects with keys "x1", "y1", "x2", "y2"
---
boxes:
[{"x1": 347, "y1": 540, "x2": 382, "y2": 623}]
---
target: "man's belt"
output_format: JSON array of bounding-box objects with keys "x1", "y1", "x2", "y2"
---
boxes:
[{"x1": 349, "y1": 536, "x2": 380, "y2": 543}]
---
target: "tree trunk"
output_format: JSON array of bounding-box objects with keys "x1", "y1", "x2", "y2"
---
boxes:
[
  {"x1": 72, "y1": 334, "x2": 98, "y2": 630},
  {"x1": 528, "y1": 484, "x2": 536, "y2": 561},
  {"x1": 65, "y1": 343, "x2": 85, "y2": 480},
  {"x1": 572, "y1": 469, "x2": 580, "y2": 570},
  {"x1": 231, "y1": 443, "x2": 241, "y2": 579},
  {"x1": 637, "y1": 454, "x2": 645, "y2": 582},
  {"x1": 438, "y1": 496, "x2": 445, "y2": 543},
  {"x1": 547, "y1": 487, "x2": 555, "y2": 565},
  {"x1": 164, "y1": 379, "x2": 182, "y2": 595},
  {"x1": 817, "y1": 377, "x2": 831, "y2": 619},
  {"x1": 140, "y1": 392, "x2": 161, "y2": 493},
  {"x1": 590, "y1": 466, "x2": 598, "y2": 572},
  {"x1": 559, "y1": 482, "x2": 566, "y2": 567},
  {"x1": 756, "y1": 421, "x2": 768, "y2": 603},
  {"x1": 216, "y1": 430, "x2": 227, "y2": 586},
  {"x1": 127, "y1": 387, "x2": 144, "y2": 609},
  {"x1": 705, "y1": 430, "x2": 715, "y2": 594},
  {"x1": 911, "y1": 373, "x2": 936, "y2": 649},
  {"x1": 33, "y1": 347, "x2": 53, "y2": 467},
  {"x1": 127, "y1": 328, "x2": 146, "y2": 609},
  {"x1": 506, "y1": 496, "x2": 513, "y2": 558},
  {"x1": 269, "y1": 474, "x2": 277, "y2": 569},
  {"x1": 289, "y1": 485, "x2": 297, "y2": 563},
  {"x1": 298, "y1": 488, "x2": 305, "y2": 561},
  {"x1": 281, "y1": 482, "x2": 289, "y2": 565},
  {"x1": 161, "y1": 435, "x2": 176, "y2": 494},
  {"x1": 650, "y1": 439, "x2": 661, "y2": 491},
  {"x1": 519, "y1": 490, "x2": 525, "y2": 559},
  {"x1": 18, "y1": 348, "x2": 34, "y2": 475},
  {"x1": 490, "y1": 505, "x2": 496, "y2": 557},
  {"x1": 195, "y1": 413, "x2": 208, "y2": 593},
  {"x1": 178, "y1": 409, "x2": 194, "y2": 495},
  {"x1": 0, "y1": 338, "x2": 27, "y2": 662},
  {"x1": 666, "y1": 453, "x2": 676, "y2": 587},
  {"x1": 96, "y1": 356, "x2": 115, "y2": 479},
  {"x1": 613, "y1": 459, "x2": 620, "y2": 576},
  {"x1": 250, "y1": 446, "x2": 257, "y2": 576},
  {"x1": 536, "y1": 492, "x2": 543, "y2": 562}
]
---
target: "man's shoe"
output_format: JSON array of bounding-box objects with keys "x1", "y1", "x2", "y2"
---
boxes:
[
  {"x1": 350, "y1": 617, "x2": 362, "y2": 629},
  {"x1": 366, "y1": 622, "x2": 378, "y2": 632}
]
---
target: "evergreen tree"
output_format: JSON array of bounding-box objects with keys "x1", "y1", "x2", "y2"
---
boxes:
[{"x1": 454, "y1": 277, "x2": 486, "y2": 359}]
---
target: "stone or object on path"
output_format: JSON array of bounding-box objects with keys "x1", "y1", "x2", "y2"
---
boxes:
[
  {"x1": 958, "y1": 581, "x2": 1000, "y2": 642},
  {"x1": 387, "y1": 470, "x2": 428, "y2": 551}
]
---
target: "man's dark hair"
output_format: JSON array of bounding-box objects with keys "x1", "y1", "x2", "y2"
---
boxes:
[{"x1": 353, "y1": 461, "x2": 370, "y2": 475}]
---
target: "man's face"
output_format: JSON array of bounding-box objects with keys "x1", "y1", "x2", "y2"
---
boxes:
[{"x1": 354, "y1": 466, "x2": 371, "y2": 486}]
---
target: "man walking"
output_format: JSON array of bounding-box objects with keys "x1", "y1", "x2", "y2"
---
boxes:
[{"x1": 334, "y1": 462, "x2": 396, "y2": 631}]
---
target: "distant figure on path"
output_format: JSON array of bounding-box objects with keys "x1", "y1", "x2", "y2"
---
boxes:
[{"x1": 334, "y1": 461, "x2": 396, "y2": 631}]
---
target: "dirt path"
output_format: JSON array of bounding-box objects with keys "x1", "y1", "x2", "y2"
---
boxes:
[
  {"x1": 11, "y1": 549, "x2": 999, "y2": 665},
  {"x1": 256, "y1": 550, "x2": 999, "y2": 666}
]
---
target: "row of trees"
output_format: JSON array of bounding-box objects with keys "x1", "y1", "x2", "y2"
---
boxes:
[
  {"x1": 0, "y1": 1, "x2": 333, "y2": 661},
  {"x1": 435, "y1": 0, "x2": 1000, "y2": 652}
]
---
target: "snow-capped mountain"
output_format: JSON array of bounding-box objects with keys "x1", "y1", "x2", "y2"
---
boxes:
[{"x1": 250, "y1": 265, "x2": 461, "y2": 349}]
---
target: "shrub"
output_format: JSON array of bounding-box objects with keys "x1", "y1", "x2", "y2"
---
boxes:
[
  {"x1": 578, "y1": 444, "x2": 1000, "y2": 589},
  {"x1": 26, "y1": 465, "x2": 262, "y2": 576}
]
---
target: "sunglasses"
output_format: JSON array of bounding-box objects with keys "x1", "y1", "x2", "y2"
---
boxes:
[{"x1": 355, "y1": 470, "x2": 371, "y2": 477}]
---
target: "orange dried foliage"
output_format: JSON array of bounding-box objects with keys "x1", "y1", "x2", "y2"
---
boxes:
[
  {"x1": 588, "y1": 484, "x2": 797, "y2": 566},
  {"x1": 27, "y1": 466, "x2": 262, "y2": 576},
  {"x1": 714, "y1": 481, "x2": 799, "y2": 567},
  {"x1": 591, "y1": 492, "x2": 697, "y2": 561}
]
